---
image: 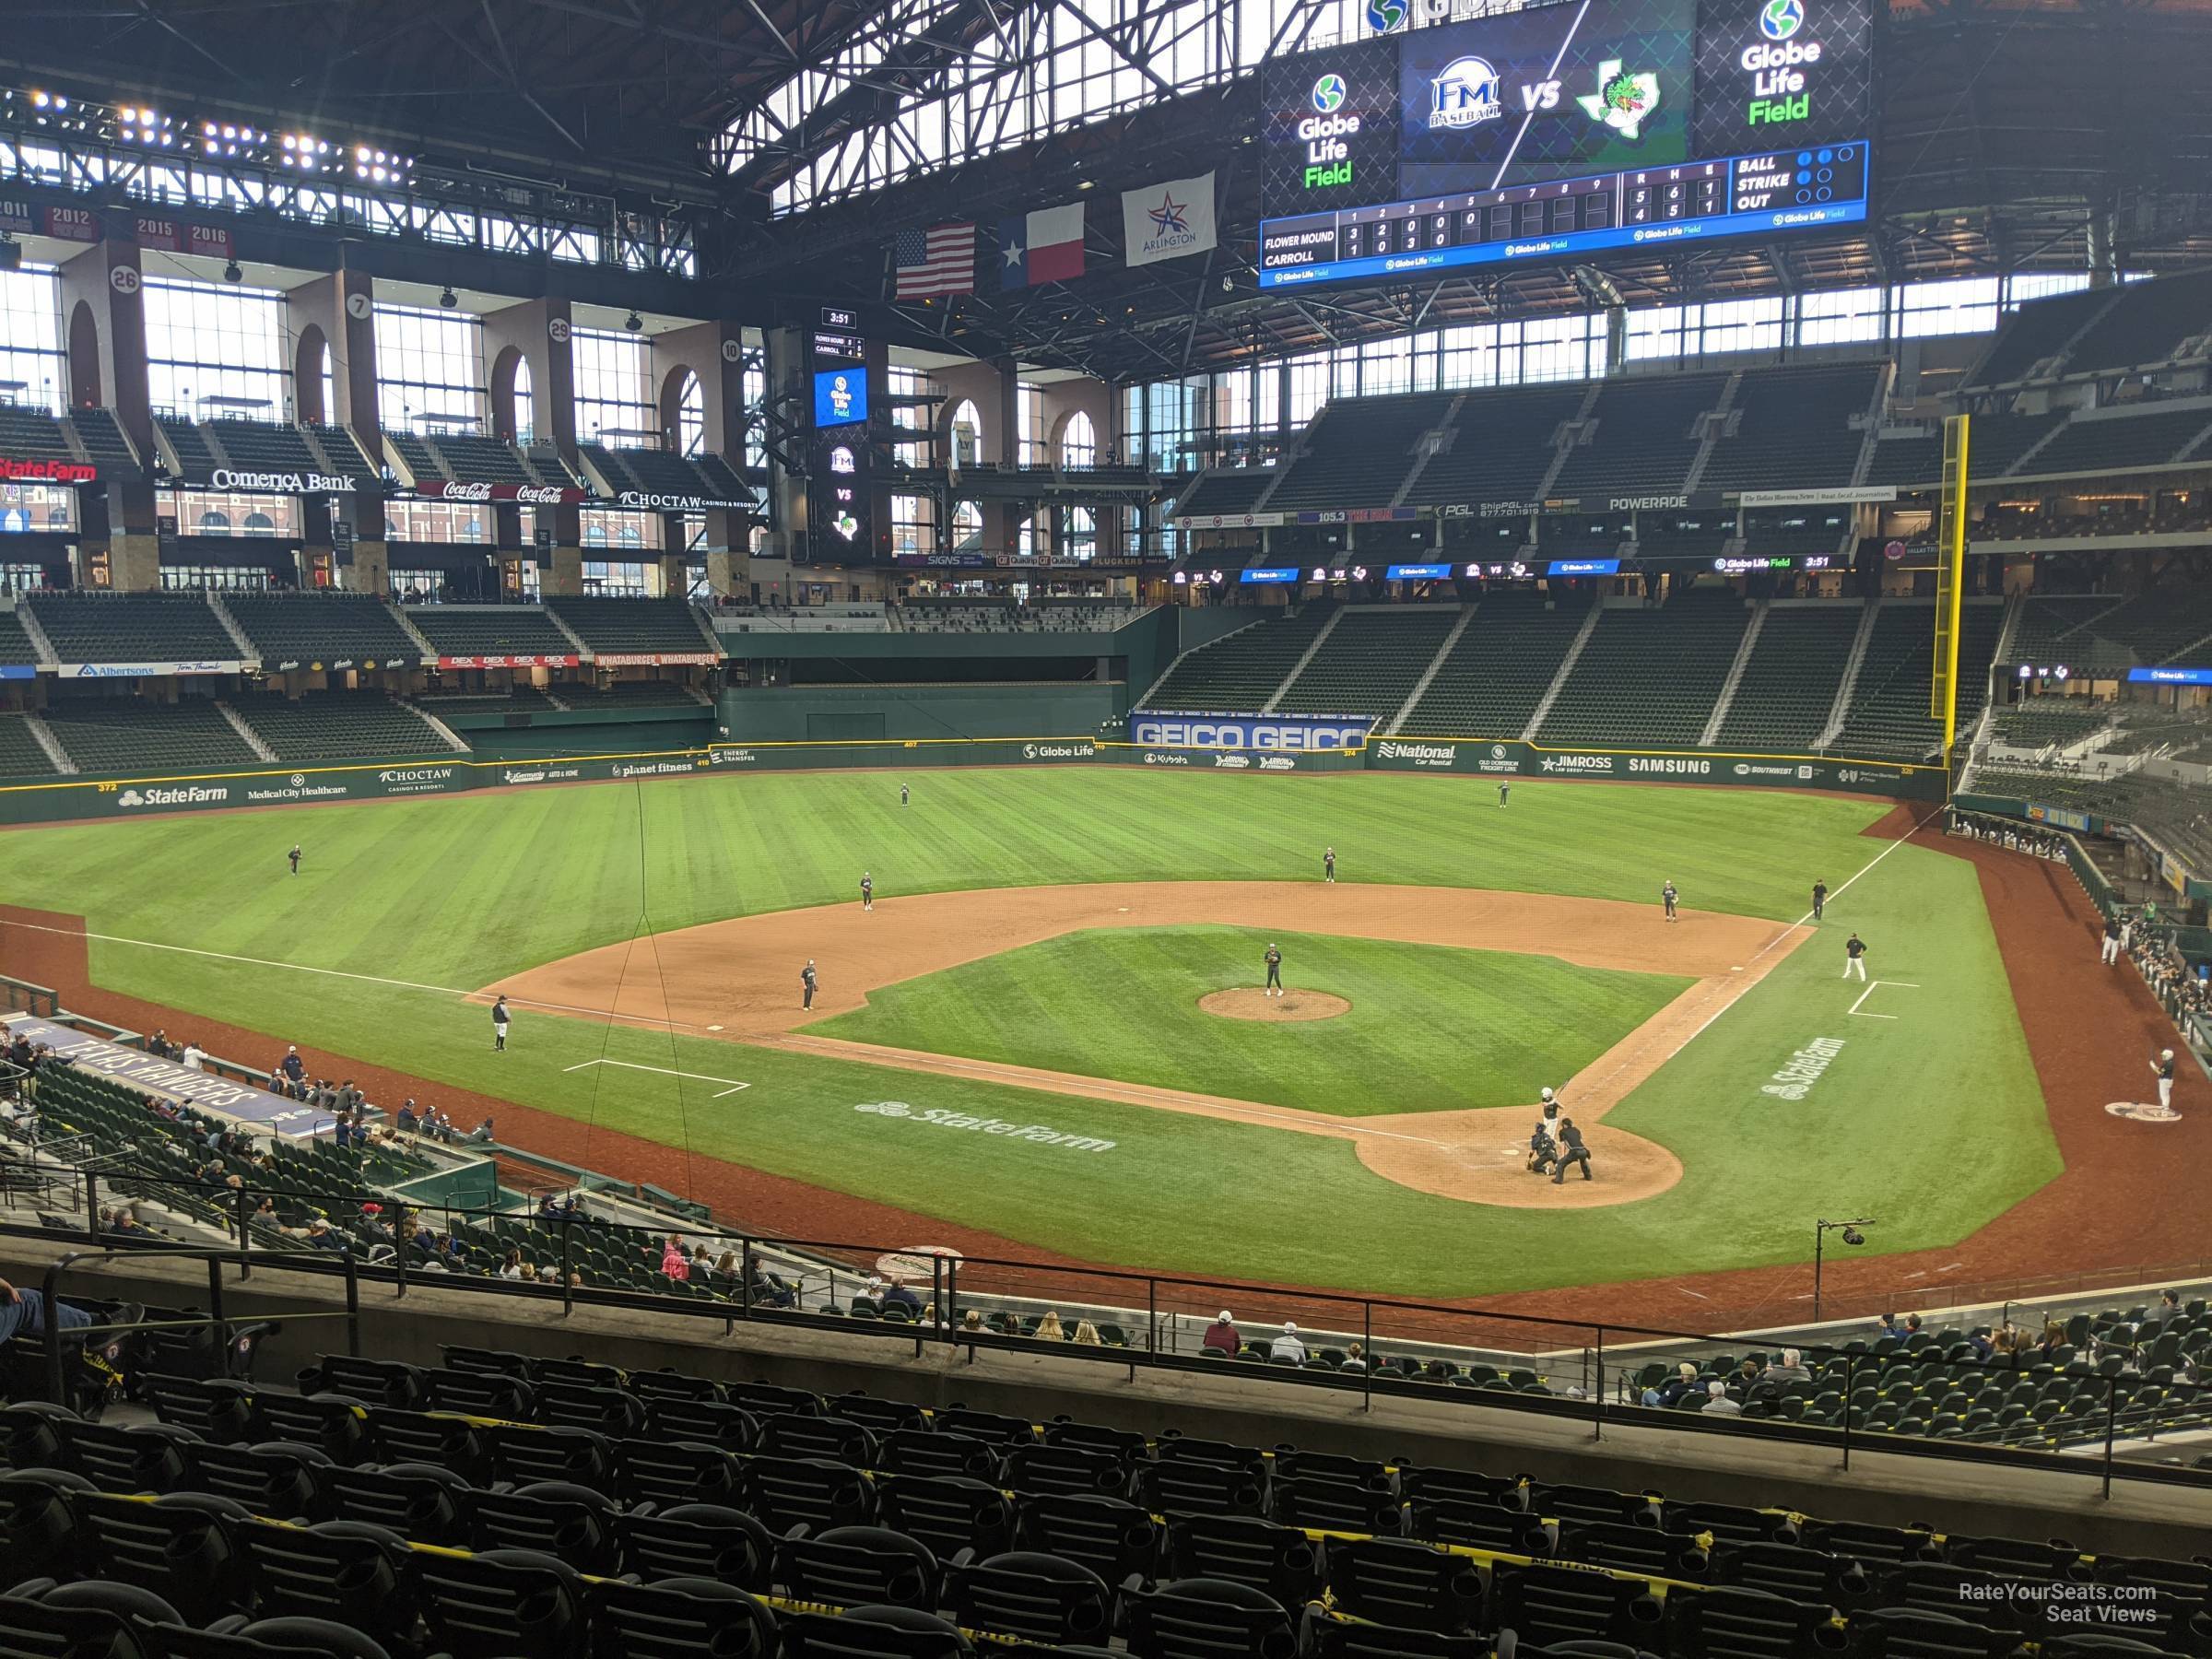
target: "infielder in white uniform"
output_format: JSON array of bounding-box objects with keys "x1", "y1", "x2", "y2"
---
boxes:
[{"x1": 2152, "y1": 1048, "x2": 2177, "y2": 1114}]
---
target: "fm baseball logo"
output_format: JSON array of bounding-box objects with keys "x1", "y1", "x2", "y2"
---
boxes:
[{"x1": 1430, "y1": 57, "x2": 1503, "y2": 130}]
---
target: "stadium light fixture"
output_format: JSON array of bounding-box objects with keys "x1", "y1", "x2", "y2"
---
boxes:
[
  {"x1": 1812, "y1": 1218, "x2": 1875, "y2": 1322},
  {"x1": 222, "y1": 260, "x2": 242, "y2": 284},
  {"x1": 439, "y1": 287, "x2": 458, "y2": 310},
  {"x1": 624, "y1": 311, "x2": 643, "y2": 332}
]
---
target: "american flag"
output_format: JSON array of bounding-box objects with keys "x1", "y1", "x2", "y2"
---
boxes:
[{"x1": 892, "y1": 222, "x2": 976, "y2": 300}]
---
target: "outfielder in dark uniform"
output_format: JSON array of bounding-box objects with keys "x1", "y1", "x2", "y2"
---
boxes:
[
  {"x1": 1324, "y1": 847, "x2": 1336, "y2": 883},
  {"x1": 1498, "y1": 781, "x2": 1511, "y2": 806},
  {"x1": 1264, "y1": 944, "x2": 1283, "y2": 997},
  {"x1": 860, "y1": 873, "x2": 874, "y2": 912},
  {"x1": 1552, "y1": 1118, "x2": 1593, "y2": 1182},
  {"x1": 288, "y1": 843, "x2": 301, "y2": 875},
  {"x1": 801, "y1": 959, "x2": 818, "y2": 1011},
  {"x1": 1843, "y1": 932, "x2": 1868, "y2": 982},
  {"x1": 1812, "y1": 879, "x2": 1828, "y2": 921},
  {"x1": 1662, "y1": 881, "x2": 1679, "y2": 923},
  {"x1": 900, "y1": 782, "x2": 909, "y2": 807}
]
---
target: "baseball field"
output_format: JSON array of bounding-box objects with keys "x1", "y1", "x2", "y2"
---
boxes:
[{"x1": 0, "y1": 765, "x2": 2084, "y2": 1308}]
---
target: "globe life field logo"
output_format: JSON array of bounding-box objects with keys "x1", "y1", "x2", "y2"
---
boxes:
[
  {"x1": 1299, "y1": 72, "x2": 1362, "y2": 190},
  {"x1": 1365, "y1": 0, "x2": 1407, "y2": 34},
  {"x1": 1743, "y1": 0, "x2": 1822, "y2": 126}
]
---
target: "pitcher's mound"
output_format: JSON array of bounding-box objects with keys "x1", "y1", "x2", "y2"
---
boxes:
[{"x1": 1200, "y1": 988, "x2": 1351, "y2": 1022}]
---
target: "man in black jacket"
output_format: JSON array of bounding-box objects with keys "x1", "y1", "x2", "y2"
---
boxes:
[{"x1": 1552, "y1": 1118, "x2": 1594, "y2": 1182}]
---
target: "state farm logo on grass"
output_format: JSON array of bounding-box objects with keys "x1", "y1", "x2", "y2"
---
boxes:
[{"x1": 853, "y1": 1100, "x2": 1115, "y2": 1152}]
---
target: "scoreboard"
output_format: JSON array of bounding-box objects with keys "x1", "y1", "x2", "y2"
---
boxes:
[
  {"x1": 1258, "y1": 0, "x2": 1873, "y2": 288},
  {"x1": 1261, "y1": 142, "x2": 1865, "y2": 287}
]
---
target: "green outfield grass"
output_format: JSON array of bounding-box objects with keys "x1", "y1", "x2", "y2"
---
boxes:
[
  {"x1": 0, "y1": 770, "x2": 2063, "y2": 1297},
  {"x1": 807, "y1": 925, "x2": 1689, "y2": 1117}
]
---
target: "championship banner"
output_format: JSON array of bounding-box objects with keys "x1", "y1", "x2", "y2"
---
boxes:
[{"x1": 1123, "y1": 172, "x2": 1218, "y2": 267}]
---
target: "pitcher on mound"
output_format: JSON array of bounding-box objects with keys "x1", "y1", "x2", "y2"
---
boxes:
[{"x1": 1264, "y1": 943, "x2": 1284, "y2": 997}]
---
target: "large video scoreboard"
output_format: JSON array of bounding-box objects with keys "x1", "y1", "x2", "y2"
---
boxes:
[{"x1": 1258, "y1": 0, "x2": 1873, "y2": 288}]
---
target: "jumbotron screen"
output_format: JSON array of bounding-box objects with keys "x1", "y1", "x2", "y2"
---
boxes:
[{"x1": 1259, "y1": 0, "x2": 1872, "y2": 288}]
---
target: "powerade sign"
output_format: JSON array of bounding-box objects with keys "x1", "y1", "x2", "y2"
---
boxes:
[{"x1": 1129, "y1": 713, "x2": 1372, "y2": 750}]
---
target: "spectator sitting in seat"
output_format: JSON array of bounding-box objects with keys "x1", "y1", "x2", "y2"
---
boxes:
[
  {"x1": 1701, "y1": 1380, "x2": 1743, "y2": 1415},
  {"x1": 1269, "y1": 1322, "x2": 1308, "y2": 1363},
  {"x1": 959, "y1": 1310, "x2": 984, "y2": 1335},
  {"x1": 1873, "y1": 1312, "x2": 1903, "y2": 1344},
  {"x1": 499, "y1": 1250, "x2": 527, "y2": 1280},
  {"x1": 306, "y1": 1218, "x2": 347, "y2": 1253},
  {"x1": 660, "y1": 1235, "x2": 690, "y2": 1280},
  {"x1": 335, "y1": 1079, "x2": 362, "y2": 1113},
  {"x1": 1074, "y1": 1320, "x2": 1102, "y2": 1345},
  {"x1": 462, "y1": 1116, "x2": 495, "y2": 1146},
  {"x1": 2034, "y1": 1320, "x2": 2067, "y2": 1362},
  {"x1": 1034, "y1": 1311, "x2": 1066, "y2": 1341},
  {"x1": 1346, "y1": 1341, "x2": 1371, "y2": 1370},
  {"x1": 1767, "y1": 1347, "x2": 1811, "y2": 1385},
  {"x1": 395, "y1": 1100, "x2": 418, "y2": 1135},
  {"x1": 743, "y1": 1251, "x2": 794, "y2": 1308},
  {"x1": 881, "y1": 1277, "x2": 924, "y2": 1316},
  {"x1": 2146, "y1": 1289, "x2": 2184, "y2": 1332},
  {"x1": 0, "y1": 1276, "x2": 134, "y2": 1347},
  {"x1": 1903, "y1": 1312, "x2": 1925, "y2": 1342},
  {"x1": 1202, "y1": 1310, "x2": 1240, "y2": 1358},
  {"x1": 181, "y1": 1040, "x2": 206, "y2": 1071},
  {"x1": 1642, "y1": 1362, "x2": 1700, "y2": 1407}
]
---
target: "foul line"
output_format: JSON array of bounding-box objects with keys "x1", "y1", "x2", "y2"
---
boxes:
[
  {"x1": 1747, "y1": 804, "x2": 1934, "y2": 965},
  {"x1": 1848, "y1": 978, "x2": 1919, "y2": 1019},
  {"x1": 563, "y1": 1058, "x2": 751, "y2": 1098},
  {"x1": 0, "y1": 915, "x2": 700, "y2": 1030}
]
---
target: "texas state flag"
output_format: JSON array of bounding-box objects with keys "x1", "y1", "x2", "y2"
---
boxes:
[{"x1": 999, "y1": 202, "x2": 1086, "y2": 288}]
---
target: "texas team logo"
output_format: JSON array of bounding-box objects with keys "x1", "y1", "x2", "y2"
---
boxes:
[
  {"x1": 1429, "y1": 56, "x2": 1502, "y2": 130},
  {"x1": 1575, "y1": 60, "x2": 1661, "y2": 137},
  {"x1": 1761, "y1": 0, "x2": 1805, "y2": 39},
  {"x1": 1365, "y1": 0, "x2": 1407, "y2": 34}
]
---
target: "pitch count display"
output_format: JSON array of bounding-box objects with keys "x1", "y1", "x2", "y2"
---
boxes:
[{"x1": 1259, "y1": 0, "x2": 1872, "y2": 288}]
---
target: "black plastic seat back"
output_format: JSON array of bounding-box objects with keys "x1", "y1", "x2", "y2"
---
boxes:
[
  {"x1": 538, "y1": 1382, "x2": 648, "y2": 1437},
  {"x1": 423, "y1": 1367, "x2": 534, "y2": 1419},
  {"x1": 0, "y1": 1403, "x2": 77, "y2": 1474},
  {"x1": 1325, "y1": 1537, "x2": 1486, "y2": 1634},
  {"x1": 68, "y1": 1491, "x2": 249, "y2": 1627},
  {"x1": 1004, "y1": 1444, "x2": 1129, "y2": 1499},
  {"x1": 933, "y1": 1408, "x2": 1035, "y2": 1446},
  {"x1": 776, "y1": 1605, "x2": 975, "y2": 1659},
  {"x1": 361, "y1": 1408, "x2": 488, "y2": 1483},
  {"x1": 724, "y1": 1381, "x2": 821, "y2": 1418},
  {"x1": 59, "y1": 1422, "x2": 197, "y2": 1495},
  {"x1": 1664, "y1": 1583, "x2": 1847, "y2": 1659},
  {"x1": 1012, "y1": 1491, "x2": 1159, "y2": 1585},
  {"x1": 412, "y1": 1546, "x2": 586, "y2": 1659},
  {"x1": 1302, "y1": 1610, "x2": 1491, "y2": 1658},
  {"x1": 0, "y1": 1586, "x2": 166, "y2": 1659},
  {"x1": 876, "y1": 1475, "x2": 1015, "y2": 1561},
  {"x1": 138, "y1": 1377, "x2": 256, "y2": 1445},
  {"x1": 251, "y1": 1394, "x2": 368, "y2": 1465},
  {"x1": 583, "y1": 1576, "x2": 778, "y2": 1659},
  {"x1": 761, "y1": 1412, "x2": 877, "y2": 1466},
  {"x1": 137, "y1": 1617, "x2": 397, "y2": 1659},
  {"x1": 1275, "y1": 1474, "x2": 1404, "y2": 1535},
  {"x1": 644, "y1": 1400, "x2": 757, "y2": 1454},
  {"x1": 947, "y1": 1549, "x2": 1114, "y2": 1646},
  {"x1": 322, "y1": 1462, "x2": 468, "y2": 1546},
  {"x1": 1162, "y1": 1514, "x2": 1321, "y2": 1607},
  {"x1": 774, "y1": 1526, "x2": 940, "y2": 1613},
  {"x1": 614, "y1": 1438, "x2": 743, "y2": 1509},
  {"x1": 487, "y1": 1424, "x2": 615, "y2": 1492},
  {"x1": 225, "y1": 1517, "x2": 411, "y2": 1647},
  {"x1": 302, "y1": 1357, "x2": 421, "y2": 1408},
  {"x1": 1140, "y1": 1458, "x2": 1267, "y2": 1517},
  {"x1": 1488, "y1": 1562, "x2": 1662, "y2": 1652},
  {"x1": 611, "y1": 1505, "x2": 774, "y2": 1591},
  {"x1": 1406, "y1": 1497, "x2": 1548, "y2": 1556},
  {"x1": 1124, "y1": 1576, "x2": 1299, "y2": 1659},
  {"x1": 877, "y1": 1430, "x2": 1000, "y2": 1482},
  {"x1": 744, "y1": 1455, "x2": 877, "y2": 1534},
  {"x1": 827, "y1": 1394, "x2": 929, "y2": 1435},
  {"x1": 174, "y1": 1441, "x2": 329, "y2": 1518},
  {"x1": 464, "y1": 1482, "x2": 619, "y2": 1574},
  {"x1": 0, "y1": 1468, "x2": 95, "y2": 1584}
]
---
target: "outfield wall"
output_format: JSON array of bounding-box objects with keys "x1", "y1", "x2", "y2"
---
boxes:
[{"x1": 0, "y1": 732, "x2": 1938, "y2": 823}]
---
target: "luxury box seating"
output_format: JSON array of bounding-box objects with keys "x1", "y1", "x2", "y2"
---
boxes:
[
  {"x1": 230, "y1": 692, "x2": 454, "y2": 762},
  {"x1": 23, "y1": 593, "x2": 241, "y2": 665},
  {"x1": 223, "y1": 594, "x2": 423, "y2": 667},
  {"x1": 1174, "y1": 468, "x2": 1277, "y2": 520},
  {"x1": 1712, "y1": 604, "x2": 1863, "y2": 753},
  {"x1": 405, "y1": 606, "x2": 578, "y2": 658},
  {"x1": 38, "y1": 696, "x2": 259, "y2": 773},
  {"x1": 1144, "y1": 604, "x2": 1339, "y2": 712},
  {"x1": 1395, "y1": 593, "x2": 1591, "y2": 738},
  {"x1": 1405, "y1": 385, "x2": 1589, "y2": 509},
  {"x1": 1698, "y1": 364, "x2": 1881, "y2": 492},
  {"x1": 5, "y1": 1333, "x2": 2208, "y2": 1659},
  {"x1": 1273, "y1": 607, "x2": 1461, "y2": 720},
  {"x1": 1830, "y1": 601, "x2": 2005, "y2": 762},
  {"x1": 1265, "y1": 394, "x2": 1457, "y2": 512},
  {"x1": 546, "y1": 596, "x2": 715, "y2": 654},
  {"x1": 1536, "y1": 594, "x2": 1749, "y2": 748},
  {"x1": 1549, "y1": 374, "x2": 1729, "y2": 498}
]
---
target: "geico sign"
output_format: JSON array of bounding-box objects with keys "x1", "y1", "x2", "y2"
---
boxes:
[
  {"x1": 1131, "y1": 721, "x2": 1363, "y2": 749},
  {"x1": 209, "y1": 468, "x2": 358, "y2": 493}
]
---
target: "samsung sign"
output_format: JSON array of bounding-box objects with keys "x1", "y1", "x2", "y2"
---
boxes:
[{"x1": 1129, "y1": 713, "x2": 1371, "y2": 749}]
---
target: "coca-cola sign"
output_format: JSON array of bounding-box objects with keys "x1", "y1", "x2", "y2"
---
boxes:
[{"x1": 413, "y1": 480, "x2": 584, "y2": 506}]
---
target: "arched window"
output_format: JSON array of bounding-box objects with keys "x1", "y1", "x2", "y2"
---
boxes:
[
  {"x1": 584, "y1": 522, "x2": 608, "y2": 547},
  {"x1": 512, "y1": 356, "x2": 535, "y2": 446},
  {"x1": 320, "y1": 342, "x2": 335, "y2": 429},
  {"x1": 242, "y1": 511, "x2": 275, "y2": 535},
  {"x1": 198, "y1": 509, "x2": 230, "y2": 535},
  {"x1": 947, "y1": 399, "x2": 982, "y2": 467},
  {"x1": 676, "y1": 371, "x2": 705, "y2": 457},
  {"x1": 1059, "y1": 409, "x2": 1096, "y2": 469},
  {"x1": 951, "y1": 500, "x2": 982, "y2": 549},
  {"x1": 619, "y1": 522, "x2": 642, "y2": 547},
  {"x1": 463, "y1": 516, "x2": 483, "y2": 540}
]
